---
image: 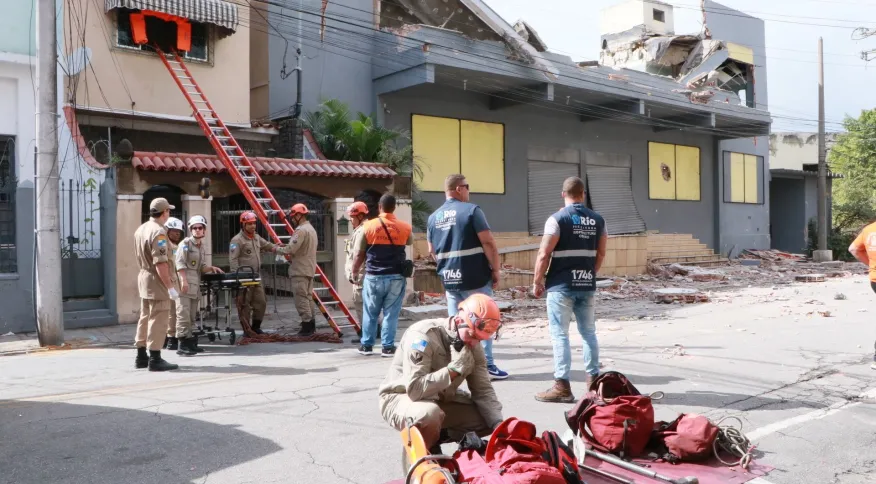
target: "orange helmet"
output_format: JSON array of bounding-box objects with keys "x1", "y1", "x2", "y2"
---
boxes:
[
  {"x1": 457, "y1": 294, "x2": 502, "y2": 341},
  {"x1": 346, "y1": 201, "x2": 369, "y2": 217},
  {"x1": 289, "y1": 203, "x2": 309, "y2": 215},
  {"x1": 240, "y1": 211, "x2": 258, "y2": 224}
]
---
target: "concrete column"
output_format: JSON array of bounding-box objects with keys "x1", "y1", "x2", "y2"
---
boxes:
[
  {"x1": 181, "y1": 195, "x2": 213, "y2": 266},
  {"x1": 396, "y1": 199, "x2": 415, "y2": 301},
  {"x1": 328, "y1": 198, "x2": 354, "y2": 304},
  {"x1": 115, "y1": 195, "x2": 143, "y2": 325}
]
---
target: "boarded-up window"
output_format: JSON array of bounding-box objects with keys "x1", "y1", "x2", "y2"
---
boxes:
[
  {"x1": 412, "y1": 115, "x2": 504, "y2": 194},
  {"x1": 723, "y1": 152, "x2": 763, "y2": 204},
  {"x1": 412, "y1": 115, "x2": 460, "y2": 192},
  {"x1": 648, "y1": 142, "x2": 701, "y2": 201}
]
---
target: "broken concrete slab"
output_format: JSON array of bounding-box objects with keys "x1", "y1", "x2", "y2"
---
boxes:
[
  {"x1": 650, "y1": 287, "x2": 710, "y2": 304},
  {"x1": 796, "y1": 274, "x2": 826, "y2": 283}
]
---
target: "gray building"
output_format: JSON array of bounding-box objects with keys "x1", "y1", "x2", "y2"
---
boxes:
[{"x1": 256, "y1": 0, "x2": 772, "y2": 257}]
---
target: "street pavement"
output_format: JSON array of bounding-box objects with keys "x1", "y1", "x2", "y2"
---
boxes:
[{"x1": 0, "y1": 275, "x2": 874, "y2": 484}]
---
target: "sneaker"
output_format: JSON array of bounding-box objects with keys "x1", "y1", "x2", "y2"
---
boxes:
[
  {"x1": 381, "y1": 346, "x2": 396, "y2": 358},
  {"x1": 487, "y1": 365, "x2": 509, "y2": 380},
  {"x1": 358, "y1": 344, "x2": 373, "y2": 356}
]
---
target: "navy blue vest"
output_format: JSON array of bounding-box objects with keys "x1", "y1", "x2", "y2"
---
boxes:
[
  {"x1": 546, "y1": 204, "x2": 605, "y2": 293},
  {"x1": 427, "y1": 199, "x2": 492, "y2": 291}
]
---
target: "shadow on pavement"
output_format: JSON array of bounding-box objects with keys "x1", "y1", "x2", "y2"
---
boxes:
[
  {"x1": 176, "y1": 364, "x2": 339, "y2": 376},
  {"x1": 0, "y1": 400, "x2": 284, "y2": 484}
]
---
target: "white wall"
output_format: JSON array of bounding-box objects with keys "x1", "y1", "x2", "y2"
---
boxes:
[{"x1": 0, "y1": 54, "x2": 36, "y2": 184}]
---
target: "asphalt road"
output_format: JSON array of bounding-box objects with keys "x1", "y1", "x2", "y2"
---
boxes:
[{"x1": 0, "y1": 275, "x2": 874, "y2": 484}]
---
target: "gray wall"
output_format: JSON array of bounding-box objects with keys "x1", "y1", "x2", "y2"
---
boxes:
[
  {"x1": 383, "y1": 84, "x2": 719, "y2": 248},
  {"x1": 268, "y1": 0, "x2": 376, "y2": 119},
  {"x1": 707, "y1": 1, "x2": 771, "y2": 256},
  {"x1": 0, "y1": 182, "x2": 35, "y2": 334}
]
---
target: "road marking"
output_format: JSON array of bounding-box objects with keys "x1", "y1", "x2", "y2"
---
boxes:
[
  {"x1": 747, "y1": 387, "x2": 876, "y2": 441},
  {"x1": 748, "y1": 478, "x2": 778, "y2": 484}
]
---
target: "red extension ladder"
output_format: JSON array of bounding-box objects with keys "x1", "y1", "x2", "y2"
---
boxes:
[{"x1": 156, "y1": 49, "x2": 361, "y2": 338}]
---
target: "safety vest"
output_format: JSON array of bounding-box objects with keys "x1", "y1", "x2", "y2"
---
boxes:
[
  {"x1": 427, "y1": 199, "x2": 492, "y2": 291},
  {"x1": 546, "y1": 204, "x2": 605, "y2": 293}
]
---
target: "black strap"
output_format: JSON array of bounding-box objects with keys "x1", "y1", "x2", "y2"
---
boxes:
[{"x1": 378, "y1": 218, "x2": 396, "y2": 245}]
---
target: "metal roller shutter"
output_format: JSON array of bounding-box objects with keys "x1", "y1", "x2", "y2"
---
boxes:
[
  {"x1": 585, "y1": 165, "x2": 646, "y2": 235},
  {"x1": 528, "y1": 161, "x2": 579, "y2": 234}
]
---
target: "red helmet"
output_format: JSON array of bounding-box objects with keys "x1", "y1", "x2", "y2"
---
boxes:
[
  {"x1": 289, "y1": 203, "x2": 309, "y2": 215},
  {"x1": 346, "y1": 201, "x2": 369, "y2": 217},
  {"x1": 457, "y1": 294, "x2": 502, "y2": 341},
  {"x1": 240, "y1": 211, "x2": 258, "y2": 224}
]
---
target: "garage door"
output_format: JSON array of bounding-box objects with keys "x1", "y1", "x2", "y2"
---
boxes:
[
  {"x1": 585, "y1": 164, "x2": 646, "y2": 235},
  {"x1": 528, "y1": 161, "x2": 580, "y2": 234}
]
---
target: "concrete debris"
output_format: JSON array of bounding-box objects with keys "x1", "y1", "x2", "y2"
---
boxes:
[
  {"x1": 651, "y1": 288, "x2": 710, "y2": 304},
  {"x1": 796, "y1": 274, "x2": 826, "y2": 283},
  {"x1": 835, "y1": 293, "x2": 847, "y2": 300},
  {"x1": 741, "y1": 249, "x2": 806, "y2": 262}
]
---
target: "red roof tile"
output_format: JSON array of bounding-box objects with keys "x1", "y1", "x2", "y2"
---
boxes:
[{"x1": 131, "y1": 151, "x2": 397, "y2": 178}]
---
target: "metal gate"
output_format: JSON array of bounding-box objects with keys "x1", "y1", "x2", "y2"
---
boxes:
[
  {"x1": 60, "y1": 178, "x2": 104, "y2": 300},
  {"x1": 583, "y1": 152, "x2": 646, "y2": 235},
  {"x1": 527, "y1": 161, "x2": 580, "y2": 235}
]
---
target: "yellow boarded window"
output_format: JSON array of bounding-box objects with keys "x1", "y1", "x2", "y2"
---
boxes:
[
  {"x1": 461, "y1": 120, "x2": 505, "y2": 194},
  {"x1": 675, "y1": 145, "x2": 701, "y2": 201},
  {"x1": 648, "y1": 142, "x2": 700, "y2": 201},
  {"x1": 648, "y1": 142, "x2": 676, "y2": 200},
  {"x1": 412, "y1": 115, "x2": 505, "y2": 193},
  {"x1": 725, "y1": 152, "x2": 761, "y2": 204},
  {"x1": 412, "y1": 115, "x2": 460, "y2": 192}
]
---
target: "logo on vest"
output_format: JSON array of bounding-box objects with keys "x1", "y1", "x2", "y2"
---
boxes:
[
  {"x1": 571, "y1": 213, "x2": 599, "y2": 238},
  {"x1": 441, "y1": 268, "x2": 463, "y2": 282},
  {"x1": 434, "y1": 209, "x2": 458, "y2": 231},
  {"x1": 572, "y1": 269, "x2": 594, "y2": 281}
]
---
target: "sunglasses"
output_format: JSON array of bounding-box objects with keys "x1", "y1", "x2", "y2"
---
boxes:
[
  {"x1": 457, "y1": 184, "x2": 470, "y2": 190},
  {"x1": 191, "y1": 226, "x2": 206, "y2": 231}
]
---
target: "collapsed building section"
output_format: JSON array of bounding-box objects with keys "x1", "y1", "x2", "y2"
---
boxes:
[{"x1": 598, "y1": 0, "x2": 755, "y2": 107}]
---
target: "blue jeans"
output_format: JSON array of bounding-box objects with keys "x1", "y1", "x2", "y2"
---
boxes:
[
  {"x1": 547, "y1": 291, "x2": 599, "y2": 380},
  {"x1": 446, "y1": 283, "x2": 496, "y2": 367},
  {"x1": 362, "y1": 274, "x2": 406, "y2": 348}
]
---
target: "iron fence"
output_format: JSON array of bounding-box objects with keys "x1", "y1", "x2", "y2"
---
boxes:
[
  {"x1": 0, "y1": 136, "x2": 16, "y2": 274},
  {"x1": 60, "y1": 179, "x2": 102, "y2": 259}
]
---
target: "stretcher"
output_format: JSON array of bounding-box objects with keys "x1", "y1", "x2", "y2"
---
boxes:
[
  {"x1": 393, "y1": 428, "x2": 773, "y2": 484},
  {"x1": 196, "y1": 267, "x2": 262, "y2": 345}
]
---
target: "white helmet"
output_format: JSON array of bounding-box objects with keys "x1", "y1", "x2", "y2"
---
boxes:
[
  {"x1": 187, "y1": 215, "x2": 207, "y2": 229},
  {"x1": 165, "y1": 217, "x2": 184, "y2": 232}
]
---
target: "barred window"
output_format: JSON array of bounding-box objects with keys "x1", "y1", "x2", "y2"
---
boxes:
[{"x1": 0, "y1": 136, "x2": 16, "y2": 274}]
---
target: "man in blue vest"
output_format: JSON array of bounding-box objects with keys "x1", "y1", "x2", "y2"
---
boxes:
[
  {"x1": 532, "y1": 176, "x2": 606, "y2": 403},
  {"x1": 427, "y1": 174, "x2": 509, "y2": 380}
]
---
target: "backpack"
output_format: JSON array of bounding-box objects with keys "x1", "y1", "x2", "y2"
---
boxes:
[
  {"x1": 454, "y1": 418, "x2": 570, "y2": 484},
  {"x1": 565, "y1": 371, "x2": 656, "y2": 458},
  {"x1": 649, "y1": 414, "x2": 719, "y2": 463}
]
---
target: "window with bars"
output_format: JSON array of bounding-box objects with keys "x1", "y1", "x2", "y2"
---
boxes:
[
  {"x1": 0, "y1": 136, "x2": 16, "y2": 274},
  {"x1": 116, "y1": 10, "x2": 209, "y2": 62}
]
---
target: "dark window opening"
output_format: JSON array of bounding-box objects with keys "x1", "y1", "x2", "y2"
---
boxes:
[
  {"x1": 0, "y1": 136, "x2": 17, "y2": 274},
  {"x1": 117, "y1": 9, "x2": 209, "y2": 62},
  {"x1": 653, "y1": 9, "x2": 666, "y2": 22}
]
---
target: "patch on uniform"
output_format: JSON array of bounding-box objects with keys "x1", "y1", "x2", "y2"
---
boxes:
[
  {"x1": 410, "y1": 351, "x2": 423, "y2": 364},
  {"x1": 159, "y1": 249, "x2": 166, "y2": 255},
  {"x1": 190, "y1": 260, "x2": 197, "y2": 267},
  {"x1": 181, "y1": 244, "x2": 188, "y2": 252},
  {"x1": 230, "y1": 243, "x2": 238, "y2": 251},
  {"x1": 157, "y1": 238, "x2": 167, "y2": 248},
  {"x1": 245, "y1": 249, "x2": 252, "y2": 255},
  {"x1": 411, "y1": 339, "x2": 428, "y2": 352}
]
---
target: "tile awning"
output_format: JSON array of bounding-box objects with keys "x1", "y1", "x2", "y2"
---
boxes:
[
  {"x1": 105, "y1": 0, "x2": 240, "y2": 32},
  {"x1": 132, "y1": 152, "x2": 397, "y2": 179}
]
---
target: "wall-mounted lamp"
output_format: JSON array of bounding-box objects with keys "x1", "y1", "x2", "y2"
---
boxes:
[{"x1": 337, "y1": 215, "x2": 350, "y2": 236}]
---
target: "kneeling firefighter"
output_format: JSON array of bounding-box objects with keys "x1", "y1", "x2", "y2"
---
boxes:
[
  {"x1": 174, "y1": 215, "x2": 224, "y2": 356},
  {"x1": 378, "y1": 293, "x2": 505, "y2": 454}
]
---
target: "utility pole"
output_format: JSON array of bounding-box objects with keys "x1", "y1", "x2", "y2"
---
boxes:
[
  {"x1": 814, "y1": 36, "x2": 833, "y2": 262},
  {"x1": 35, "y1": 0, "x2": 64, "y2": 346}
]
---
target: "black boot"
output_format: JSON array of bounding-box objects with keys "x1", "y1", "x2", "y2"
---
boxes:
[
  {"x1": 190, "y1": 336, "x2": 205, "y2": 353},
  {"x1": 148, "y1": 350, "x2": 179, "y2": 371},
  {"x1": 251, "y1": 319, "x2": 264, "y2": 335},
  {"x1": 135, "y1": 347, "x2": 149, "y2": 369},
  {"x1": 176, "y1": 338, "x2": 197, "y2": 357},
  {"x1": 297, "y1": 319, "x2": 315, "y2": 336},
  {"x1": 166, "y1": 337, "x2": 179, "y2": 351}
]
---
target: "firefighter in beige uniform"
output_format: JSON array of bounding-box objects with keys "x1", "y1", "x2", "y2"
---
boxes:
[
  {"x1": 174, "y1": 215, "x2": 224, "y2": 356},
  {"x1": 377, "y1": 293, "x2": 504, "y2": 452},
  {"x1": 134, "y1": 197, "x2": 181, "y2": 372},
  {"x1": 163, "y1": 217, "x2": 185, "y2": 351},
  {"x1": 229, "y1": 211, "x2": 286, "y2": 334},
  {"x1": 285, "y1": 203, "x2": 319, "y2": 336},
  {"x1": 345, "y1": 201, "x2": 382, "y2": 343}
]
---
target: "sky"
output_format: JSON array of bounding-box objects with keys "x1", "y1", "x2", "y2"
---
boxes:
[{"x1": 487, "y1": 0, "x2": 876, "y2": 133}]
